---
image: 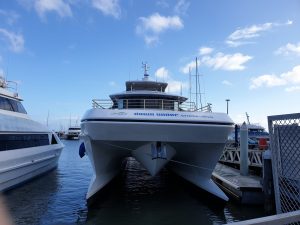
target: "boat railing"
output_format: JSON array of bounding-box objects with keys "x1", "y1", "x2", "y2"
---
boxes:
[
  {"x1": 92, "y1": 99, "x2": 212, "y2": 112},
  {"x1": 0, "y1": 76, "x2": 19, "y2": 97}
]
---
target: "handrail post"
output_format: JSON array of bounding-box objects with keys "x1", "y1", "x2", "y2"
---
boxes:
[
  {"x1": 162, "y1": 99, "x2": 164, "y2": 110},
  {"x1": 143, "y1": 99, "x2": 146, "y2": 109}
]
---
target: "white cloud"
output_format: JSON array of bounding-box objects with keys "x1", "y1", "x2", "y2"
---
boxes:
[
  {"x1": 226, "y1": 40, "x2": 254, "y2": 47},
  {"x1": 180, "y1": 61, "x2": 196, "y2": 74},
  {"x1": 281, "y1": 65, "x2": 300, "y2": 84},
  {"x1": 0, "y1": 28, "x2": 24, "y2": 53},
  {"x1": 92, "y1": 0, "x2": 121, "y2": 19},
  {"x1": 136, "y1": 13, "x2": 184, "y2": 45},
  {"x1": 198, "y1": 47, "x2": 213, "y2": 55},
  {"x1": 250, "y1": 74, "x2": 286, "y2": 89},
  {"x1": 227, "y1": 21, "x2": 293, "y2": 47},
  {"x1": 181, "y1": 52, "x2": 252, "y2": 73},
  {"x1": 0, "y1": 10, "x2": 20, "y2": 25},
  {"x1": 167, "y1": 80, "x2": 188, "y2": 93},
  {"x1": 202, "y1": 53, "x2": 252, "y2": 71},
  {"x1": 144, "y1": 35, "x2": 159, "y2": 45},
  {"x1": 275, "y1": 42, "x2": 300, "y2": 56},
  {"x1": 250, "y1": 65, "x2": 300, "y2": 90},
  {"x1": 229, "y1": 22, "x2": 273, "y2": 41},
  {"x1": 222, "y1": 80, "x2": 233, "y2": 86},
  {"x1": 34, "y1": 0, "x2": 72, "y2": 18},
  {"x1": 155, "y1": 67, "x2": 170, "y2": 79},
  {"x1": 174, "y1": 0, "x2": 190, "y2": 15},
  {"x1": 154, "y1": 66, "x2": 188, "y2": 94},
  {"x1": 156, "y1": 0, "x2": 169, "y2": 8},
  {"x1": 137, "y1": 13, "x2": 183, "y2": 33},
  {"x1": 285, "y1": 86, "x2": 300, "y2": 92}
]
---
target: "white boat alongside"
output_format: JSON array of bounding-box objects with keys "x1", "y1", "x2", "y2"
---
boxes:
[
  {"x1": 66, "y1": 126, "x2": 81, "y2": 140},
  {"x1": 0, "y1": 76, "x2": 64, "y2": 192},
  {"x1": 80, "y1": 66, "x2": 234, "y2": 201}
]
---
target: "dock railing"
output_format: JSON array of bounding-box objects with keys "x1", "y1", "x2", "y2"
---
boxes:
[
  {"x1": 268, "y1": 113, "x2": 300, "y2": 214},
  {"x1": 219, "y1": 145, "x2": 265, "y2": 168},
  {"x1": 92, "y1": 99, "x2": 212, "y2": 112}
]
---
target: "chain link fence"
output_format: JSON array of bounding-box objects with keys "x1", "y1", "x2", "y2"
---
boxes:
[{"x1": 268, "y1": 113, "x2": 300, "y2": 215}]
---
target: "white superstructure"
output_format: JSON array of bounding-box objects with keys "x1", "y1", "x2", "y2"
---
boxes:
[
  {"x1": 66, "y1": 126, "x2": 81, "y2": 140},
  {"x1": 0, "y1": 76, "x2": 64, "y2": 192},
  {"x1": 80, "y1": 66, "x2": 234, "y2": 201}
]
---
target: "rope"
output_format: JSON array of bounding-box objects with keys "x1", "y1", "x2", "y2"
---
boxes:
[{"x1": 98, "y1": 141, "x2": 214, "y2": 172}]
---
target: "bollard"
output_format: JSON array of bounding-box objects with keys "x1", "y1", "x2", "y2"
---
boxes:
[{"x1": 240, "y1": 122, "x2": 249, "y2": 176}]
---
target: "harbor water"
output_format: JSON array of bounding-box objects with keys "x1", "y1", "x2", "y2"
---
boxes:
[{"x1": 3, "y1": 140, "x2": 267, "y2": 225}]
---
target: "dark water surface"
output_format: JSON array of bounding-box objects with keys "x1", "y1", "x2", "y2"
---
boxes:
[{"x1": 3, "y1": 140, "x2": 267, "y2": 225}]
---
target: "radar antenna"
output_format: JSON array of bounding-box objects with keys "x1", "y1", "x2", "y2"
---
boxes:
[{"x1": 142, "y1": 62, "x2": 150, "y2": 80}]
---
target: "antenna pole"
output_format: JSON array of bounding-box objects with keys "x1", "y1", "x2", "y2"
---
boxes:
[
  {"x1": 195, "y1": 57, "x2": 198, "y2": 109},
  {"x1": 226, "y1": 99, "x2": 230, "y2": 114},
  {"x1": 47, "y1": 110, "x2": 50, "y2": 127},
  {"x1": 142, "y1": 62, "x2": 150, "y2": 80},
  {"x1": 196, "y1": 57, "x2": 203, "y2": 109},
  {"x1": 246, "y1": 112, "x2": 250, "y2": 124},
  {"x1": 69, "y1": 113, "x2": 71, "y2": 127},
  {"x1": 180, "y1": 84, "x2": 182, "y2": 96}
]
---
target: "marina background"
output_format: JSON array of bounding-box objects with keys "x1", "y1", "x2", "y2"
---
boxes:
[
  {"x1": 3, "y1": 140, "x2": 267, "y2": 225},
  {"x1": 0, "y1": 0, "x2": 300, "y2": 131}
]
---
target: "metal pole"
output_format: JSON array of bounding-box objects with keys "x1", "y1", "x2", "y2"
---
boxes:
[
  {"x1": 240, "y1": 122, "x2": 249, "y2": 176},
  {"x1": 226, "y1": 99, "x2": 230, "y2": 114}
]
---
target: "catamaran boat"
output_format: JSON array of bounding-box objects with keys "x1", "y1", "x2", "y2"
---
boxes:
[
  {"x1": 80, "y1": 66, "x2": 234, "y2": 201},
  {"x1": 0, "y1": 76, "x2": 64, "y2": 192}
]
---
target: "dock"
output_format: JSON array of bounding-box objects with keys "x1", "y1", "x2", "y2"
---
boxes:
[{"x1": 212, "y1": 163, "x2": 264, "y2": 204}]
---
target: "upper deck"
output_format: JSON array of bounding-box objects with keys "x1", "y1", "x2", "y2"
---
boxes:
[
  {"x1": 92, "y1": 64, "x2": 212, "y2": 112},
  {"x1": 0, "y1": 76, "x2": 27, "y2": 114},
  {"x1": 126, "y1": 80, "x2": 167, "y2": 92}
]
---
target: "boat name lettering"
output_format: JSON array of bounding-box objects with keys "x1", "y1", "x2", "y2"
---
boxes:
[
  {"x1": 112, "y1": 112, "x2": 127, "y2": 116},
  {"x1": 156, "y1": 113, "x2": 178, "y2": 117},
  {"x1": 181, "y1": 114, "x2": 214, "y2": 119},
  {"x1": 134, "y1": 112, "x2": 155, "y2": 116},
  {"x1": 134, "y1": 112, "x2": 179, "y2": 117}
]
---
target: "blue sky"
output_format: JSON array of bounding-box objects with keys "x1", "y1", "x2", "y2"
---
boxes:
[{"x1": 0, "y1": 0, "x2": 300, "y2": 130}]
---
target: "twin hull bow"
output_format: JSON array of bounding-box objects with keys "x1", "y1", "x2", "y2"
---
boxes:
[{"x1": 81, "y1": 109, "x2": 233, "y2": 201}]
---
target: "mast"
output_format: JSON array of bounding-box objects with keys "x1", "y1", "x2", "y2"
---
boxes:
[
  {"x1": 195, "y1": 57, "x2": 198, "y2": 109},
  {"x1": 195, "y1": 57, "x2": 203, "y2": 109},
  {"x1": 189, "y1": 67, "x2": 192, "y2": 110}
]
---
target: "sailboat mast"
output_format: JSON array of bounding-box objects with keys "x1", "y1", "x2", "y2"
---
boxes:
[
  {"x1": 189, "y1": 67, "x2": 192, "y2": 110},
  {"x1": 195, "y1": 57, "x2": 199, "y2": 109}
]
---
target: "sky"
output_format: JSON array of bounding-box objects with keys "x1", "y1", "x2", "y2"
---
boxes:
[{"x1": 0, "y1": 0, "x2": 300, "y2": 131}]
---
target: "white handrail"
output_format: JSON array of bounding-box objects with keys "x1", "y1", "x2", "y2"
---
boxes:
[{"x1": 92, "y1": 99, "x2": 212, "y2": 112}]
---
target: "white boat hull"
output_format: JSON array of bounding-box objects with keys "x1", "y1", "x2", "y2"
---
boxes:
[
  {"x1": 81, "y1": 109, "x2": 233, "y2": 201},
  {"x1": 0, "y1": 143, "x2": 63, "y2": 192}
]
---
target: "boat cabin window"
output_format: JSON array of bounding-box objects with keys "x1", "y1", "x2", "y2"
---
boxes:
[
  {"x1": 69, "y1": 128, "x2": 80, "y2": 130},
  {"x1": 0, "y1": 134, "x2": 49, "y2": 151},
  {"x1": 114, "y1": 98, "x2": 179, "y2": 110},
  {"x1": 0, "y1": 96, "x2": 27, "y2": 114}
]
